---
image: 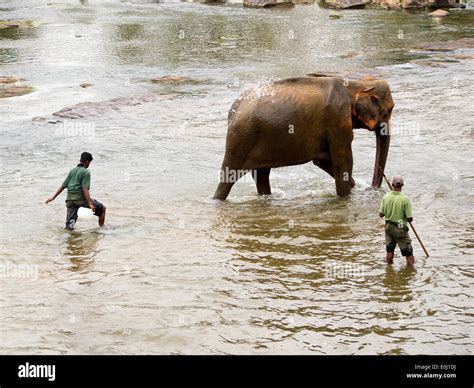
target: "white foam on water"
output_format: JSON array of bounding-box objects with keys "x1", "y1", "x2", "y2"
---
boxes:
[
  {"x1": 77, "y1": 207, "x2": 94, "y2": 220},
  {"x1": 353, "y1": 178, "x2": 371, "y2": 190}
]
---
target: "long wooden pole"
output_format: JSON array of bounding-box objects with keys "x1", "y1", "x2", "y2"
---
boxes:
[{"x1": 380, "y1": 172, "x2": 430, "y2": 257}]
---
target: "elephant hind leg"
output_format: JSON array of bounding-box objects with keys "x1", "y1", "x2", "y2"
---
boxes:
[
  {"x1": 313, "y1": 158, "x2": 334, "y2": 178},
  {"x1": 213, "y1": 165, "x2": 251, "y2": 200},
  {"x1": 313, "y1": 158, "x2": 355, "y2": 188},
  {"x1": 252, "y1": 168, "x2": 272, "y2": 196}
]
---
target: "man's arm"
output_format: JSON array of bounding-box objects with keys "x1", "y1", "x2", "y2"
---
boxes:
[
  {"x1": 378, "y1": 197, "x2": 385, "y2": 218},
  {"x1": 83, "y1": 187, "x2": 95, "y2": 212},
  {"x1": 405, "y1": 197, "x2": 413, "y2": 223},
  {"x1": 45, "y1": 185, "x2": 65, "y2": 204}
]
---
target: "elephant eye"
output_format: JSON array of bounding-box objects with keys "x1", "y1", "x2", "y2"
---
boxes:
[{"x1": 371, "y1": 95, "x2": 381, "y2": 108}]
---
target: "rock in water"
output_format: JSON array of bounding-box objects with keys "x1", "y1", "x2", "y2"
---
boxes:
[
  {"x1": 0, "y1": 76, "x2": 33, "y2": 98},
  {"x1": 53, "y1": 93, "x2": 177, "y2": 119},
  {"x1": 0, "y1": 20, "x2": 35, "y2": 30},
  {"x1": 328, "y1": 0, "x2": 365, "y2": 9},
  {"x1": 429, "y1": 9, "x2": 449, "y2": 16},
  {"x1": 243, "y1": 0, "x2": 295, "y2": 8},
  {"x1": 415, "y1": 38, "x2": 474, "y2": 51},
  {"x1": 150, "y1": 75, "x2": 199, "y2": 85},
  {"x1": 0, "y1": 76, "x2": 22, "y2": 84}
]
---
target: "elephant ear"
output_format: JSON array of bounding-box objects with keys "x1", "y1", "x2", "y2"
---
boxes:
[
  {"x1": 359, "y1": 76, "x2": 377, "y2": 82},
  {"x1": 354, "y1": 87, "x2": 379, "y2": 130}
]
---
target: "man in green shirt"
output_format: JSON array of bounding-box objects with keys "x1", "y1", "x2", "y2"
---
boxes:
[
  {"x1": 378, "y1": 175, "x2": 414, "y2": 267},
  {"x1": 45, "y1": 152, "x2": 106, "y2": 230}
]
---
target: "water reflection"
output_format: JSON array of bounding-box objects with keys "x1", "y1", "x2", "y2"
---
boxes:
[
  {"x1": 0, "y1": 26, "x2": 38, "y2": 41},
  {"x1": 382, "y1": 265, "x2": 416, "y2": 303},
  {"x1": 0, "y1": 48, "x2": 19, "y2": 64},
  {"x1": 110, "y1": 16, "x2": 278, "y2": 66},
  {"x1": 62, "y1": 231, "x2": 101, "y2": 272},
  {"x1": 211, "y1": 198, "x2": 365, "y2": 293},
  {"x1": 214, "y1": 199, "x2": 360, "y2": 256}
]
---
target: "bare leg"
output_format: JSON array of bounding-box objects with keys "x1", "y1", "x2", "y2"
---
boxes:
[
  {"x1": 253, "y1": 168, "x2": 271, "y2": 195},
  {"x1": 386, "y1": 251, "x2": 394, "y2": 265},
  {"x1": 405, "y1": 255, "x2": 415, "y2": 268},
  {"x1": 99, "y1": 206, "x2": 106, "y2": 226}
]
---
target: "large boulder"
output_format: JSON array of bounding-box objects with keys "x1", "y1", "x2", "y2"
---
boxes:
[
  {"x1": 402, "y1": 0, "x2": 424, "y2": 8},
  {"x1": 426, "y1": 0, "x2": 453, "y2": 8},
  {"x1": 372, "y1": 0, "x2": 402, "y2": 9},
  {"x1": 375, "y1": 0, "x2": 460, "y2": 8},
  {"x1": 429, "y1": 8, "x2": 449, "y2": 16},
  {"x1": 327, "y1": 0, "x2": 366, "y2": 8}
]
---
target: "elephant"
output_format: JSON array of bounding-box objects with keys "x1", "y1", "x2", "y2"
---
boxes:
[{"x1": 213, "y1": 74, "x2": 394, "y2": 200}]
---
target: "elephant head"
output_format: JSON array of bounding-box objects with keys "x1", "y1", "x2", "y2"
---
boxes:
[{"x1": 348, "y1": 77, "x2": 394, "y2": 188}]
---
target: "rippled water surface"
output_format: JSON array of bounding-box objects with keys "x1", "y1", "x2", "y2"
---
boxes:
[{"x1": 0, "y1": 0, "x2": 473, "y2": 354}]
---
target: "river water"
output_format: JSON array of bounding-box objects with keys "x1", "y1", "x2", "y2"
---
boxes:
[{"x1": 0, "y1": 0, "x2": 473, "y2": 354}]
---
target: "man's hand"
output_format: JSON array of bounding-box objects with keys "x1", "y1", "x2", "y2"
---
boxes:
[
  {"x1": 89, "y1": 202, "x2": 95, "y2": 214},
  {"x1": 45, "y1": 185, "x2": 65, "y2": 205}
]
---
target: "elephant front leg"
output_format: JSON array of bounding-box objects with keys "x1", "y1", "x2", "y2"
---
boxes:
[
  {"x1": 252, "y1": 168, "x2": 272, "y2": 195},
  {"x1": 328, "y1": 133, "x2": 354, "y2": 197},
  {"x1": 333, "y1": 156, "x2": 353, "y2": 197}
]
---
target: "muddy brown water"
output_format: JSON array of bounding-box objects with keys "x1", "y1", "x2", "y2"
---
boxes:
[{"x1": 0, "y1": 1, "x2": 473, "y2": 354}]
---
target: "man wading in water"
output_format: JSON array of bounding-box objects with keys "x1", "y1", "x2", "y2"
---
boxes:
[
  {"x1": 378, "y1": 175, "x2": 415, "y2": 267},
  {"x1": 45, "y1": 152, "x2": 106, "y2": 230}
]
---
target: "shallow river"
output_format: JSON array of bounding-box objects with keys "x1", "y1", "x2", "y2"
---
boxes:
[{"x1": 0, "y1": 0, "x2": 473, "y2": 354}]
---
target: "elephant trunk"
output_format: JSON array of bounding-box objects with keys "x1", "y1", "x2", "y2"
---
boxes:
[{"x1": 372, "y1": 125, "x2": 390, "y2": 187}]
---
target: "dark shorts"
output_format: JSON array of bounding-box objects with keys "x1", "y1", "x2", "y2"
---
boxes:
[
  {"x1": 385, "y1": 221, "x2": 413, "y2": 256},
  {"x1": 65, "y1": 199, "x2": 104, "y2": 230}
]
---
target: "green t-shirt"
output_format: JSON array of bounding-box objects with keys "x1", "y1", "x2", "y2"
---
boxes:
[
  {"x1": 62, "y1": 164, "x2": 91, "y2": 201},
  {"x1": 379, "y1": 191, "x2": 413, "y2": 226}
]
